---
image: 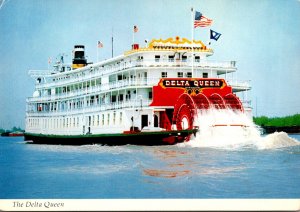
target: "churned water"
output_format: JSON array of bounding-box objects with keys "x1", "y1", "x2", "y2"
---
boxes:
[
  {"x1": 0, "y1": 110, "x2": 300, "y2": 199},
  {"x1": 0, "y1": 133, "x2": 299, "y2": 199}
]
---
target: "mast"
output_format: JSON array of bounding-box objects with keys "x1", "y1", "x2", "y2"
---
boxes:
[
  {"x1": 191, "y1": 7, "x2": 194, "y2": 78},
  {"x1": 111, "y1": 27, "x2": 114, "y2": 58}
]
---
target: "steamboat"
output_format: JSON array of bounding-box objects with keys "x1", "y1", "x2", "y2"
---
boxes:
[{"x1": 24, "y1": 36, "x2": 251, "y2": 145}]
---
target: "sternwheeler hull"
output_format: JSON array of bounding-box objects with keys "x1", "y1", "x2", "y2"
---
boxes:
[{"x1": 24, "y1": 129, "x2": 197, "y2": 146}]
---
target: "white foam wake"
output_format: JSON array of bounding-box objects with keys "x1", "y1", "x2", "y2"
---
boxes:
[
  {"x1": 256, "y1": 132, "x2": 300, "y2": 150},
  {"x1": 178, "y1": 109, "x2": 300, "y2": 150}
]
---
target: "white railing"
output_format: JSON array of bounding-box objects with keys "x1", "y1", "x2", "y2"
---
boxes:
[
  {"x1": 26, "y1": 99, "x2": 152, "y2": 116},
  {"x1": 34, "y1": 59, "x2": 237, "y2": 89},
  {"x1": 226, "y1": 79, "x2": 251, "y2": 90},
  {"x1": 28, "y1": 77, "x2": 251, "y2": 103},
  {"x1": 27, "y1": 78, "x2": 159, "y2": 102},
  {"x1": 242, "y1": 100, "x2": 252, "y2": 108}
]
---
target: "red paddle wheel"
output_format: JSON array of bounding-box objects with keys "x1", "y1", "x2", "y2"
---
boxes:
[
  {"x1": 172, "y1": 93, "x2": 196, "y2": 131},
  {"x1": 223, "y1": 93, "x2": 244, "y2": 112},
  {"x1": 171, "y1": 92, "x2": 245, "y2": 133},
  {"x1": 151, "y1": 78, "x2": 245, "y2": 143},
  {"x1": 193, "y1": 93, "x2": 211, "y2": 110},
  {"x1": 209, "y1": 93, "x2": 226, "y2": 109}
]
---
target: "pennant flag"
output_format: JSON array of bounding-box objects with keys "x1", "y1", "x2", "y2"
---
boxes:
[
  {"x1": 134, "y1": 25, "x2": 138, "y2": 33},
  {"x1": 98, "y1": 41, "x2": 103, "y2": 48},
  {"x1": 48, "y1": 57, "x2": 51, "y2": 64},
  {"x1": 210, "y1": 29, "x2": 221, "y2": 41},
  {"x1": 194, "y1": 11, "x2": 213, "y2": 28}
]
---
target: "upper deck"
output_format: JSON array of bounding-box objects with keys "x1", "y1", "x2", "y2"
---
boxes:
[
  {"x1": 29, "y1": 37, "x2": 238, "y2": 86},
  {"x1": 27, "y1": 37, "x2": 250, "y2": 104}
]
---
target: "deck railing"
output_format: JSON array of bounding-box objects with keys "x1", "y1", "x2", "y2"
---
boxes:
[
  {"x1": 34, "y1": 59, "x2": 237, "y2": 89},
  {"x1": 26, "y1": 99, "x2": 153, "y2": 116},
  {"x1": 226, "y1": 79, "x2": 251, "y2": 90},
  {"x1": 27, "y1": 78, "x2": 160, "y2": 102},
  {"x1": 28, "y1": 77, "x2": 251, "y2": 103}
]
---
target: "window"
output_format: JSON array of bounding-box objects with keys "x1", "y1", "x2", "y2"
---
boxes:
[
  {"x1": 186, "y1": 72, "x2": 192, "y2": 78},
  {"x1": 203, "y1": 72, "x2": 208, "y2": 78},
  {"x1": 107, "y1": 113, "x2": 110, "y2": 125},
  {"x1": 155, "y1": 55, "x2": 160, "y2": 62},
  {"x1": 168, "y1": 55, "x2": 174, "y2": 62},
  {"x1": 102, "y1": 114, "x2": 105, "y2": 126},
  {"x1": 177, "y1": 72, "x2": 183, "y2": 78},
  {"x1": 120, "y1": 112, "x2": 123, "y2": 124},
  {"x1": 118, "y1": 94, "x2": 124, "y2": 102},
  {"x1": 97, "y1": 115, "x2": 100, "y2": 126},
  {"x1": 113, "y1": 112, "x2": 116, "y2": 125},
  {"x1": 182, "y1": 55, "x2": 187, "y2": 62},
  {"x1": 161, "y1": 72, "x2": 167, "y2": 78},
  {"x1": 88, "y1": 116, "x2": 91, "y2": 126},
  {"x1": 111, "y1": 95, "x2": 116, "y2": 103},
  {"x1": 195, "y1": 56, "x2": 200, "y2": 62},
  {"x1": 148, "y1": 91, "x2": 152, "y2": 99}
]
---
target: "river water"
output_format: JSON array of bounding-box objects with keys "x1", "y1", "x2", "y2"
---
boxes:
[{"x1": 0, "y1": 132, "x2": 299, "y2": 199}]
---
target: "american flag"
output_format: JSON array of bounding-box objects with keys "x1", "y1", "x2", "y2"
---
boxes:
[
  {"x1": 134, "y1": 25, "x2": 138, "y2": 33},
  {"x1": 98, "y1": 41, "x2": 103, "y2": 48},
  {"x1": 194, "y1": 11, "x2": 213, "y2": 28}
]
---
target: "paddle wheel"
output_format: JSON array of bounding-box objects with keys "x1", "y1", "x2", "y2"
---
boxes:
[
  {"x1": 172, "y1": 93, "x2": 196, "y2": 131},
  {"x1": 150, "y1": 78, "x2": 245, "y2": 142},
  {"x1": 171, "y1": 91, "x2": 244, "y2": 132}
]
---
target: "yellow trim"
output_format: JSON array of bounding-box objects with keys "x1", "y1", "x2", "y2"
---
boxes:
[
  {"x1": 124, "y1": 36, "x2": 213, "y2": 55},
  {"x1": 148, "y1": 36, "x2": 205, "y2": 48}
]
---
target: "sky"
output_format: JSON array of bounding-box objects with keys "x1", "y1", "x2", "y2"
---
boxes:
[{"x1": 0, "y1": 0, "x2": 299, "y2": 129}]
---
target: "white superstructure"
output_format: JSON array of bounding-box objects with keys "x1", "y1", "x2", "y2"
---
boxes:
[{"x1": 25, "y1": 37, "x2": 251, "y2": 136}]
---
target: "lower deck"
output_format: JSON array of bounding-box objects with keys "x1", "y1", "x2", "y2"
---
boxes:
[
  {"x1": 25, "y1": 107, "x2": 176, "y2": 136},
  {"x1": 24, "y1": 129, "x2": 198, "y2": 146}
]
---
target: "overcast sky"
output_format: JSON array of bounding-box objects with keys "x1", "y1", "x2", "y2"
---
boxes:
[{"x1": 0, "y1": 0, "x2": 299, "y2": 129}]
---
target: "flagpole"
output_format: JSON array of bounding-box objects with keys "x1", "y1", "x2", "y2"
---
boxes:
[
  {"x1": 111, "y1": 27, "x2": 114, "y2": 58},
  {"x1": 97, "y1": 41, "x2": 99, "y2": 62},
  {"x1": 48, "y1": 57, "x2": 51, "y2": 70},
  {"x1": 207, "y1": 28, "x2": 210, "y2": 46},
  {"x1": 133, "y1": 26, "x2": 135, "y2": 45},
  {"x1": 191, "y1": 7, "x2": 194, "y2": 78}
]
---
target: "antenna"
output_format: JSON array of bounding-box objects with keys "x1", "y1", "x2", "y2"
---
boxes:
[{"x1": 0, "y1": 0, "x2": 9, "y2": 10}]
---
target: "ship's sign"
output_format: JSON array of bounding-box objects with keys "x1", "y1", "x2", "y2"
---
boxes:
[{"x1": 162, "y1": 79, "x2": 224, "y2": 89}]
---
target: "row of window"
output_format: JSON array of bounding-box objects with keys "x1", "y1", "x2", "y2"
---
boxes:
[
  {"x1": 30, "y1": 88, "x2": 149, "y2": 113},
  {"x1": 49, "y1": 54, "x2": 202, "y2": 84},
  {"x1": 161, "y1": 72, "x2": 208, "y2": 78},
  {"x1": 154, "y1": 55, "x2": 200, "y2": 62},
  {"x1": 27, "y1": 112, "x2": 123, "y2": 129}
]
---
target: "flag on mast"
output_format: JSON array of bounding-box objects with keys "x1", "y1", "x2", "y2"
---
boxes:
[
  {"x1": 210, "y1": 29, "x2": 221, "y2": 41},
  {"x1": 97, "y1": 41, "x2": 103, "y2": 48},
  {"x1": 134, "y1": 25, "x2": 138, "y2": 33},
  {"x1": 194, "y1": 11, "x2": 213, "y2": 28}
]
